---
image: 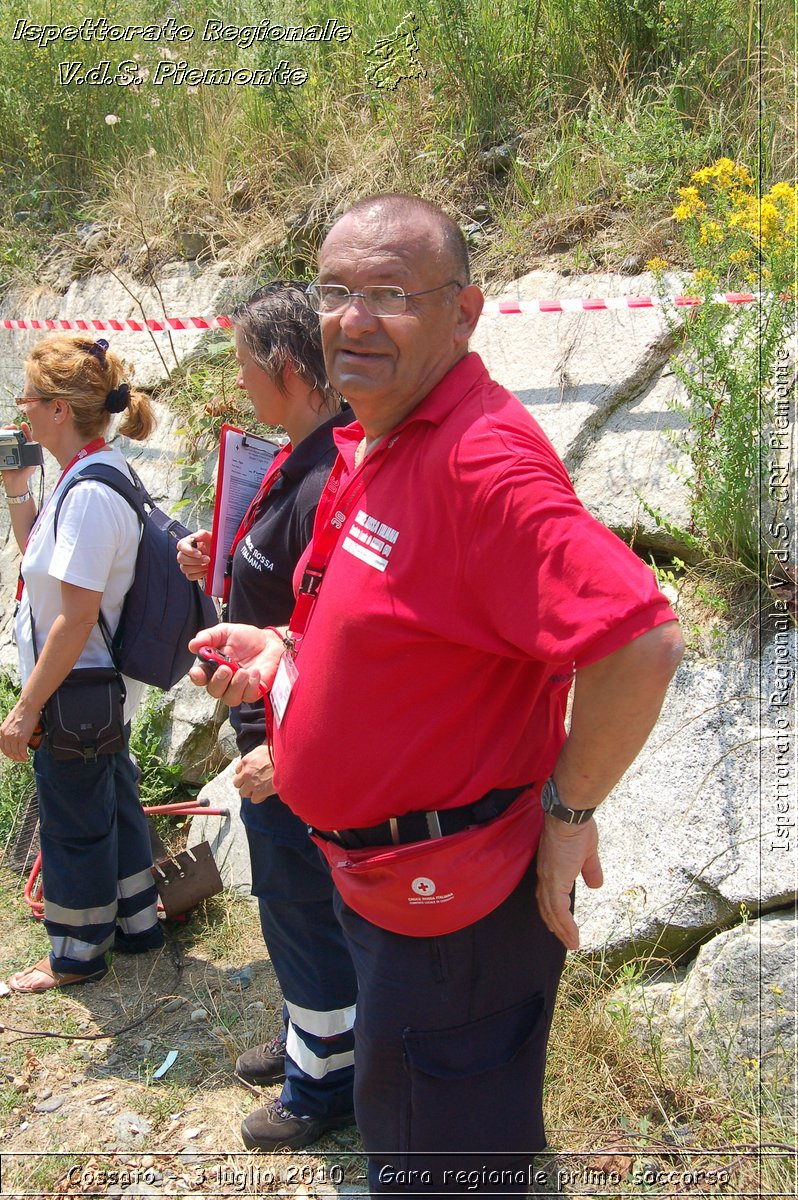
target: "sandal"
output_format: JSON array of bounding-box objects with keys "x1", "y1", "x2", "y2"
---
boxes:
[{"x1": 8, "y1": 955, "x2": 107, "y2": 993}]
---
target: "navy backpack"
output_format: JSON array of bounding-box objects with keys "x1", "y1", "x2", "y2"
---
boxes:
[{"x1": 55, "y1": 464, "x2": 218, "y2": 690}]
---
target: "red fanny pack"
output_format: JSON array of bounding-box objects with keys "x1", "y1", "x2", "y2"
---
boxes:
[{"x1": 311, "y1": 788, "x2": 543, "y2": 937}]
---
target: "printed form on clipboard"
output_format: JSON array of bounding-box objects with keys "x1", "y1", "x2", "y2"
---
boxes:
[{"x1": 206, "y1": 423, "x2": 286, "y2": 597}]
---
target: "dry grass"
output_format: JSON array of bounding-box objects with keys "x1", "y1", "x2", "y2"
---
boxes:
[
  {"x1": 0, "y1": 873, "x2": 364, "y2": 1197},
  {"x1": 1, "y1": 862, "x2": 793, "y2": 1198}
]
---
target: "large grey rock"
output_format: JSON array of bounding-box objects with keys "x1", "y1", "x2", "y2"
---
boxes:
[
  {"x1": 0, "y1": 283, "x2": 66, "y2": 401},
  {"x1": 575, "y1": 627, "x2": 797, "y2": 965},
  {"x1": 2, "y1": 260, "x2": 792, "y2": 985},
  {"x1": 188, "y1": 760, "x2": 252, "y2": 896},
  {"x1": 472, "y1": 269, "x2": 693, "y2": 556},
  {"x1": 0, "y1": 263, "x2": 247, "y2": 392},
  {"x1": 571, "y1": 367, "x2": 692, "y2": 557},
  {"x1": 617, "y1": 912, "x2": 797, "y2": 1110},
  {"x1": 156, "y1": 677, "x2": 229, "y2": 787},
  {"x1": 474, "y1": 271, "x2": 675, "y2": 457}
]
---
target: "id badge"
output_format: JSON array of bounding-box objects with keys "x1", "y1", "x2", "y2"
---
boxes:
[{"x1": 271, "y1": 651, "x2": 298, "y2": 726}]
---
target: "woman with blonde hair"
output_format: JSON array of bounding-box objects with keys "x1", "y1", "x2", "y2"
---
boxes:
[{"x1": 0, "y1": 333, "x2": 164, "y2": 991}]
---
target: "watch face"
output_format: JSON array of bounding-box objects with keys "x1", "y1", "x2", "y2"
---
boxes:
[{"x1": 541, "y1": 780, "x2": 555, "y2": 811}]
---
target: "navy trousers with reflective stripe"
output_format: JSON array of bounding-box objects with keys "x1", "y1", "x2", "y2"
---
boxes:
[
  {"x1": 244, "y1": 810, "x2": 356, "y2": 1120},
  {"x1": 334, "y1": 854, "x2": 567, "y2": 1195},
  {"x1": 34, "y1": 728, "x2": 159, "y2": 977}
]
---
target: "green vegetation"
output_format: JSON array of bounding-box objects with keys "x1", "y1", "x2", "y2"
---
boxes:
[
  {"x1": 1, "y1": 2, "x2": 794, "y2": 608},
  {"x1": 0, "y1": 853, "x2": 792, "y2": 1197},
  {"x1": 0, "y1": 0, "x2": 793, "y2": 291},
  {"x1": 0, "y1": 676, "x2": 34, "y2": 846},
  {"x1": 647, "y1": 160, "x2": 796, "y2": 610},
  {"x1": 545, "y1": 953, "x2": 796, "y2": 1197},
  {"x1": 130, "y1": 695, "x2": 193, "y2": 809}
]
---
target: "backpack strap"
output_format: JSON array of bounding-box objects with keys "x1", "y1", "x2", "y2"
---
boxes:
[
  {"x1": 53, "y1": 463, "x2": 150, "y2": 539},
  {"x1": 52, "y1": 463, "x2": 149, "y2": 667}
]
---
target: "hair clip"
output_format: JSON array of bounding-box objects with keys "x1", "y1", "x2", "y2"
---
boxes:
[
  {"x1": 87, "y1": 338, "x2": 109, "y2": 363},
  {"x1": 105, "y1": 383, "x2": 130, "y2": 413}
]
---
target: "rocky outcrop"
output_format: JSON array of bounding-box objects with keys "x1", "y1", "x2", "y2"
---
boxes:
[
  {"x1": 147, "y1": 678, "x2": 229, "y2": 788},
  {"x1": 1, "y1": 262, "x2": 793, "y2": 1120},
  {"x1": 616, "y1": 912, "x2": 797, "y2": 1111},
  {"x1": 188, "y1": 759, "x2": 252, "y2": 895},
  {"x1": 574, "y1": 627, "x2": 796, "y2": 964},
  {"x1": 473, "y1": 269, "x2": 693, "y2": 557},
  {"x1": 0, "y1": 262, "x2": 248, "y2": 393}
]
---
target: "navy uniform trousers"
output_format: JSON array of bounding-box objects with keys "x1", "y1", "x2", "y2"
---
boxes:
[
  {"x1": 242, "y1": 794, "x2": 357, "y2": 1121},
  {"x1": 334, "y1": 855, "x2": 567, "y2": 1196},
  {"x1": 35, "y1": 727, "x2": 160, "y2": 977}
]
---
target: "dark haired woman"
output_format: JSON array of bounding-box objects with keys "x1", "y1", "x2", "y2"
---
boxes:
[
  {"x1": 0, "y1": 333, "x2": 163, "y2": 991},
  {"x1": 176, "y1": 283, "x2": 357, "y2": 1152}
]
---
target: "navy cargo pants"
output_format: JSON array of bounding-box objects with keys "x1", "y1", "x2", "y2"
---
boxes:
[
  {"x1": 35, "y1": 727, "x2": 160, "y2": 977},
  {"x1": 334, "y1": 854, "x2": 567, "y2": 1195},
  {"x1": 243, "y1": 794, "x2": 357, "y2": 1121}
]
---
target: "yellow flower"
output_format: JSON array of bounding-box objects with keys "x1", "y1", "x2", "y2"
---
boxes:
[
  {"x1": 745, "y1": 267, "x2": 771, "y2": 285},
  {"x1": 694, "y1": 268, "x2": 716, "y2": 283},
  {"x1": 699, "y1": 220, "x2": 724, "y2": 245},
  {"x1": 767, "y1": 181, "x2": 795, "y2": 203},
  {"x1": 673, "y1": 185, "x2": 706, "y2": 221},
  {"x1": 759, "y1": 199, "x2": 781, "y2": 241},
  {"x1": 646, "y1": 256, "x2": 668, "y2": 273},
  {"x1": 729, "y1": 247, "x2": 751, "y2": 265},
  {"x1": 692, "y1": 158, "x2": 754, "y2": 191}
]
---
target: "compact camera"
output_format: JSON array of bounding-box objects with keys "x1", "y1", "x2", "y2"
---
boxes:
[{"x1": 0, "y1": 429, "x2": 44, "y2": 470}]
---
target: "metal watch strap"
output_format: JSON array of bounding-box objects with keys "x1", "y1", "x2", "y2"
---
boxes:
[
  {"x1": 5, "y1": 491, "x2": 32, "y2": 506},
  {"x1": 540, "y1": 776, "x2": 596, "y2": 824}
]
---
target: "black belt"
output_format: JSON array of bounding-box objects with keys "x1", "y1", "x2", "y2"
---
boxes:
[{"x1": 312, "y1": 785, "x2": 530, "y2": 850}]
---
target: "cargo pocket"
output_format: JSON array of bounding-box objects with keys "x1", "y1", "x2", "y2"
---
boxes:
[{"x1": 401, "y1": 995, "x2": 548, "y2": 1160}]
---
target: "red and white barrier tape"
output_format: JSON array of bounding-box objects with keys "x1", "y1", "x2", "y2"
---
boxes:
[
  {"x1": 481, "y1": 291, "x2": 760, "y2": 314},
  {"x1": 0, "y1": 292, "x2": 765, "y2": 332},
  {"x1": 0, "y1": 315, "x2": 232, "y2": 332}
]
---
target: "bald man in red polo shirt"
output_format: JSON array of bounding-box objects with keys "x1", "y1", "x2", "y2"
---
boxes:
[{"x1": 192, "y1": 194, "x2": 684, "y2": 1194}]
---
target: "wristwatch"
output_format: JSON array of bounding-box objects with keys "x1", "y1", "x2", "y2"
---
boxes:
[{"x1": 540, "y1": 777, "x2": 596, "y2": 825}]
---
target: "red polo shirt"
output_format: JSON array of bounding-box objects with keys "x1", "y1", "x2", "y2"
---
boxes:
[{"x1": 274, "y1": 353, "x2": 676, "y2": 831}]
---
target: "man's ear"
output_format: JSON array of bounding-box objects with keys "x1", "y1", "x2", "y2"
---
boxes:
[{"x1": 453, "y1": 284, "x2": 484, "y2": 346}]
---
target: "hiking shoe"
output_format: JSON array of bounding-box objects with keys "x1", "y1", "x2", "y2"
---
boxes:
[
  {"x1": 240, "y1": 1098, "x2": 355, "y2": 1151},
  {"x1": 235, "y1": 1034, "x2": 287, "y2": 1085}
]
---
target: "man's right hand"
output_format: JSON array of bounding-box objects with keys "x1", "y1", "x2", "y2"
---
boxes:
[
  {"x1": 189, "y1": 623, "x2": 285, "y2": 705},
  {"x1": 535, "y1": 815, "x2": 603, "y2": 951}
]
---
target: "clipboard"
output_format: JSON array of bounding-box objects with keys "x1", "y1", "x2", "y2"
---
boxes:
[{"x1": 205, "y1": 423, "x2": 284, "y2": 597}]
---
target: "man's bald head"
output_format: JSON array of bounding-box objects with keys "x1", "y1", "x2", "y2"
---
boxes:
[
  {"x1": 324, "y1": 194, "x2": 471, "y2": 285},
  {"x1": 316, "y1": 193, "x2": 483, "y2": 439}
]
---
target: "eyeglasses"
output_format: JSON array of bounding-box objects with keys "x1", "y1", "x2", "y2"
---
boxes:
[
  {"x1": 305, "y1": 280, "x2": 464, "y2": 317},
  {"x1": 13, "y1": 396, "x2": 51, "y2": 408}
]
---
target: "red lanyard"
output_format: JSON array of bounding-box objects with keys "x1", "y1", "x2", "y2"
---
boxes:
[
  {"x1": 224, "y1": 443, "x2": 292, "y2": 605},
  {"x1": 52, "y1": 437, "x2": 108, "y2": 490},
  {"x1": 16, "y1": 438, "x2": 107, "y2": 602},
  {"x1": 287, "y1": 434, "x2": 398, "y2": 648}
]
